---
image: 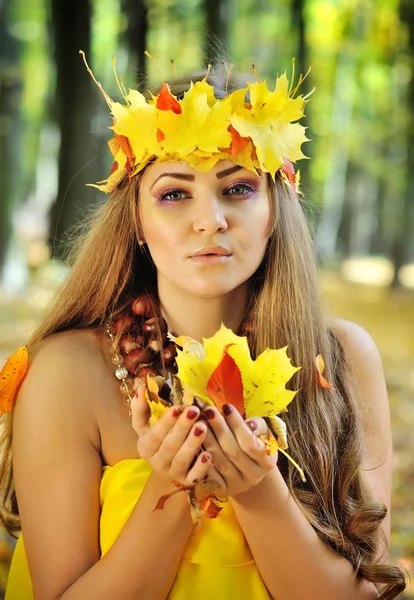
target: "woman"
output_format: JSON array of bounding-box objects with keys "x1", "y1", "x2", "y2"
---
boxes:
[{"x1": 0, "y1": 61, "x2": 406, "y2": 599}]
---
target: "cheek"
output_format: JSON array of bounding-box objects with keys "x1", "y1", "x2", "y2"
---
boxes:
[
  {"x1": 139, "y1": 208, "x2": 182, "y2": 267},
  {"x1": 242, "y1": 201, "x2": 272, "y2": 250}
]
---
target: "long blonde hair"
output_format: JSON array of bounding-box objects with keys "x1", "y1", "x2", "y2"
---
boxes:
[{"x1": 0, "y1": 68, "x2": 406, "y2": 598}]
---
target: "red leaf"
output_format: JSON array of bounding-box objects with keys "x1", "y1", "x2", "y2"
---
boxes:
[
  {"x1": 206, "y1": 345, "x2": 245, "y2": 417},
  {"x1": 157, "y1": 83, "x2": 182, "y2": 114}
]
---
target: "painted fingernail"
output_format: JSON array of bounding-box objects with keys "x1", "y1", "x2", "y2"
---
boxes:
[
  {"x1": 246, "y1": 420, "x2": 257, "y2": 431},
  {"x1": 186, "y1": 408, "x2": 198, "y2": 419},
  {"x1": 222, "y1": 404, "x2": 233, "y2": 416},
  {"x1": 194, "y1": 426, "x2": 205, "y2": 437},
  {"x1": 201, "y1": 454, "x2": 209, "y2": 463},
  {"x1": 204, "y1": 408, "x2": 215, "y2": 420},
  {"x1": 172, "y1": 407, "x2": 182, "y2": 418}
]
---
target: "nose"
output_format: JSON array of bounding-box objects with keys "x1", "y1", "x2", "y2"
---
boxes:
[{"x1": 192, "y1": 194, "x2": 228, "y2": 234}]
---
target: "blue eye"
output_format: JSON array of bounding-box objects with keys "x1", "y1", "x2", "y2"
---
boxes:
[
  {"x1": 159, "y1": 189, "x2": 189, "y2": 202},
  {"x1": 224, "y1": 183, "x2": 256, "y2": 196}
]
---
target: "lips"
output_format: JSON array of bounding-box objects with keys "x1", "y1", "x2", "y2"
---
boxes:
[{"x1": 190, "y1": 245, "x2": 232, "y2": 258}]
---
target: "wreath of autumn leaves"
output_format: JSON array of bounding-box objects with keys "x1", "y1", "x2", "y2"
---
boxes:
[{"x1": 79, "y1": 52, "x2": 310, "y2": 195}]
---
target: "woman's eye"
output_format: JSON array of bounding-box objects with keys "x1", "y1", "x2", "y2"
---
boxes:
[
  {"x1": 224, "y1": 183, "x2": 255, "y2": 196},
  {"x1": 159, "y1": 189, "x2": 189, "y2": 202}
]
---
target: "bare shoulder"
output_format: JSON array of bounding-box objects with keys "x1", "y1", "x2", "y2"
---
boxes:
[
  {"x1": 327, "y1": 317, "x2": 382, "y2": 367},
  {"x1": 326, "y1": 318, "x2": 390, "y2": 448},
  {"x1": 28, "y1": 327, "x2": 103, "y2": 366},
  {"x1": 15, "y1": 329, "x2": 106, "y2": 451},
  {"x1": 327, "y1": 318, "x2": 392, "y2": 507}
]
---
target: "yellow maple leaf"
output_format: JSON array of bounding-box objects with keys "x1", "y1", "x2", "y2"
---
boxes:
[
  {"x1": 156, "y1": 81, "x2": 233, "y2": 157},
  {"x1": 175, "y1": 324, "x2": 300, "y2": 418},
  {"x1": 111, "y1": 94, "x2": 159, "y2": 167},
  {"x1": 230, "y1": 77, "x2": 309, "y2": 176},
  {"x1": 145, "y1": 375, "x2": 170, "y2": 426}
]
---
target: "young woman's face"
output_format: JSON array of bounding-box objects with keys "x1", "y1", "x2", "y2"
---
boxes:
[{"x1": 138, "y1": 160, "x2": 271, "y2": 298}]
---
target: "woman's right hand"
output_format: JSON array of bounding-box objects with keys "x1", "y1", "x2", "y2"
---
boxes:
[{"x1": 131, "y1": 385, "x2": 211, "y2": 486}]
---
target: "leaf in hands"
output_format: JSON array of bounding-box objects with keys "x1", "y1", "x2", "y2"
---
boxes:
[
  {"x1": 168, "y1": 333, "x2": 206, "y2": 360},
  {"x1": 260, "y1": 433, "x2": 279, "y2": 456},
  {"x1": 175, "y1": 324, "x2": 300, "y2": 419},
  {"x1": 206, "y1": 345, "x2": 245, "y2": 416},
  {"x1": 189, "y1": 478, "x2": 223, "y2": 530},
  {"x1": 145, "y1": 375, "x2": 171, "y2": 426},
  {"x1": 199, "y1": 497, "x2": 223, "y2": 519},
  {"x1": 192, "y1": 477, "x2": 220, "y2": 502},
  {"x1": 236, "y1": 346, "x2": 300, "y2": 419},
  {"x1": 170, "y1": 374, "x2": 184, "y2": 404},
  {"x1": 174, "y1": 324, "x2": 249, "y2": 404},
  {"x1": 153, "y1": 481, "x2": 193, "y2": 511},
  {"x1": 154, "y1": 477, "x2": 223, "y2": 531},
  {"x1": 182, "y1": 386, "x2": 196, "y2": 407},
  {"x1": 315, "y1": 354, "x2": 336, "y2": 390},
  {"x1": 268, "y1": 415, "x2": 289, "y2": 450}
]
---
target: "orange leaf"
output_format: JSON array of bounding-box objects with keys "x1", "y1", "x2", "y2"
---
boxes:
[
  {"x1": 157, "y1": 83, "x2": 182, "y2": 114},
  {"x1": 199, "y1": 496, "x2": 223, "y2": 519},
  {"x1": 0, "y1": 347, "x2": 29, "y2": 416},
  {"x1": 229, "y1": 124, "x2": 250, "y2": 156},
  {"x1": 281, "y1": 157, "x2": 297, "y2": 196},
  {"x1": 206, "y1": 345, "x2": 245, "y2": 417},
  {"x1": 114, "y1": 133, "x2": 134, "y2": 175},
  {"x1": 315, "y1": 354, "x2": 336, "y2": 390}
]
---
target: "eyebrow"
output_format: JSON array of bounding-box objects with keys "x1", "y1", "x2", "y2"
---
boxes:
[
  {"x1": 149, "y1": 165, "x2": 244, "y2": 190},
  {"x1": 216, "y1": 165, "x2": 243, "y2": 179}
]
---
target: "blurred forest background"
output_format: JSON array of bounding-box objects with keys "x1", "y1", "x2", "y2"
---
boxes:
[{"x1": 0, "y1": 0, "x2": 413, "y2": 597}]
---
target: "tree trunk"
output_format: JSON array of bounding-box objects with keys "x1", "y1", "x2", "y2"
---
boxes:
[
  {"x1": 391, "y1": 0, "x2": 414, "y2": 285},
  {"x1": 202, "y1": 0, "x2": 232, "y2": 66},
  {"x1": 290, "y1": 0, "x2": 310, "y2": 189},
  {"x1": 316, "y1": 8, "x2": 366, "y2": 262},
  {"x1": 48, "y1": 0, "x2": 96, "y2": 260},
  {"x1": 0, "y1": 0, "x2": 22, "y2": 277},
  {"x1": 121, "y1": 0, "x2": 148, "y2": 91}
]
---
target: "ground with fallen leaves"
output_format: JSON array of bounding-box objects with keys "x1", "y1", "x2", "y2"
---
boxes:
[{"x1": 0, "y1": 266, "x2": 412, "y2": 597}]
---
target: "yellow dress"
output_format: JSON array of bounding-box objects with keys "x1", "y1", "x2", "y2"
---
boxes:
[{"x1": 6, "y1": 458, "x2": 271, "y2": 599}]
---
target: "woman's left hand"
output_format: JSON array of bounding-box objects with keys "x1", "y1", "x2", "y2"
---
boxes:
[{"x1": 201, "y1": 404, "x2": 278, "y2": 498}]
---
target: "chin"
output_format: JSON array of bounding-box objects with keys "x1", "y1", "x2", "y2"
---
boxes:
[{"x1": 183, "y1": 277, "x2": 246, "y2": 298}]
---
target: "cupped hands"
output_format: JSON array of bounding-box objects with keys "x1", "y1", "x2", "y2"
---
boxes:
[{"x1": 131, "y1": 386, "x2": 278, "y2": 497}]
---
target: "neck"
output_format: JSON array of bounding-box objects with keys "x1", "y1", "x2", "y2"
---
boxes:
[{"x1": 157, "y1": 280, "x2": 250, "y2": 342}]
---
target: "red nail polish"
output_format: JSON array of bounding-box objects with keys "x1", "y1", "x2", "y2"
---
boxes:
[
  {"x1": 246, "y1": 420, "x2": 257, "y2": 431},
  {"x1": 204, "y1": 408, "x2": 215, "y2": 420},
  {"x1": 186, "y1": 409, "x2": 198, "y2": 419},
  {"x1": 194, "y1": 426, "x2": 204, "y2": 437},
  {"x1": 222, "y1": 404, "x2": 233, "y2": 416},
  {"x1": 201, "y1": 454, "x2": 209, "y2": 463},
  {"x1": 172, "y1": 407, "x2": 182, "y2": 418}
]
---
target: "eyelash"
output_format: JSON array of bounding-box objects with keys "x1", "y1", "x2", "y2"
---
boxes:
[
  {"x1": 158, "y1": 182, "x2": 257, "y2": 202},
  {"x1": 224, "y1": 182, "x2": 256, "y2": 197}
]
